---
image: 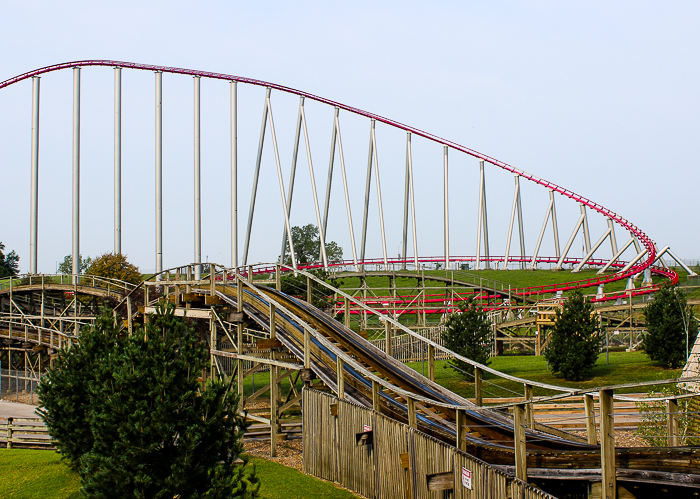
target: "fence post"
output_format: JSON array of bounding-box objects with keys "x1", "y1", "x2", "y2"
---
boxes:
[
  {"x1": 667, "y1": 398, "x2": 679, "y2": 447},
  {"x1": 584, "y1": 393, "x2": 597, "y2": 445},
  {"x1": 385, "y1": 320, "x2": 392, "y2": 357},
  {"x1": 6, "y1": 417, "x2": 12, "y2": 449},
  {"x1": 513, "y1": 404, "x2": 527, "y2": 482},
  {"x1": 276, "y1": 264, "x2": 281, "y2": 291},
  {"x1": 306, "y1": 275, "x2": 312, "y2": 302},
  {"x1": 474, "y1": 367, "x2": 483, "y2": 406},
  {"x1": 524, "y1": 383, "x2": 534, "y2": 427},
  {"x1": 455, "y1": 408, "x2": 466, "y2": 451},
  {"x1": 600, "y1": 389, "x2": 616, "y2": 499},
  {"x1": 427, "y1": 344, "x2": 435, "y2": 381},
  {"x1": 344, "y1": 297, "x2": 350, "y2": 328}
]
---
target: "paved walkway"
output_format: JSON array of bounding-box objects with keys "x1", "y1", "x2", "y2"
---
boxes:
[{"x1": 0, "y1": 401, "x2": 39, "y2": 419}]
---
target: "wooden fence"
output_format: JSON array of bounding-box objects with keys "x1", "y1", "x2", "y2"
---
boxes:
[
  {"x1": 0, "y1": 418, "x2": 53, "y2": 449},
  {"x1": 370, "y1": 327, "x2": 452, "y2": 363},
  {"x1": 303, "y1": 389, "x2": 556, "y2": 499}
]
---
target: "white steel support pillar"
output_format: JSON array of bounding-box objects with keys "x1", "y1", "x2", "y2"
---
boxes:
[
  {"x1": 333, "y1": 110, "x2": 359, "y2": 270},
  {"x1": 475, "y1": 160, "x2": 490, "y2": 269},
  {"x1": 550, "y1": 190, "x2": 560, "y2": 259},
  {"x1": 443, "y1": 146, "x2": 449, "y2": 269},
  {"x1": 29, "y1": 77, "x2": 40, "y2": 274},
  {"x1": 407, "y1": 133, "x2": 418, "y2": 270},
  {"x1": 231, "y1": 82, "x2": 238, "y2": 269},
  {"x1": 243, "y1": 88, "x2": 269, "y2": 265},
  {"x1": 279, "y1": 97, "x2": 303, "y2": 265},
  {"x1": 360, "y1": 121, "x2": 374, "y2": 264},
  {"x1": 503, "y1": 175, "x2": 520, "y2": 270},
  {"x1": 572, "y1": 224, "x2": 613, "y2": 273},
  {"x1": 554, "y1": 204, "x2": 587, "y2": 270},
  {"x1": 155, "y1": 71, "x2": 163, "y2": 279},
  {"x1": 582, "y1": 204, "x2": 591, "y2": 254},
  {"x1": 371, "y1": 124, "x2": 388, "y2": 267},
  {"x1": 598, "y1": 237, "x2": 635, "y2": 275},
  {"x1": 300, "y1": 100, "x2": 329, "y2": 268},
  {"x1": 114, "y1": 68, "x2": 122, "y2": 255},
  {"x1": 322, "y1": 108, "x2": 338, "y2": 248},
  {"x1": 194, "y1": 76, "x2": 202, "y2": 280},
  {"x1": 71, "y1": 68, "x2": 81, "y2": 283},
  {"x1": 608, "y1": 218, "x2": 618, "y2": 256},
  {"x1": 402, "y1": 134, "x2": 411, "y2": 268},
  {"x1": 530, "y1": 192, "x2": 555, "y2": 270}
]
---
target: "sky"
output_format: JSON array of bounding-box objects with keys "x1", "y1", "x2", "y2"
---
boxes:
[{"x1": 1, "y1": 1, "x2": 698, "y2": 273}]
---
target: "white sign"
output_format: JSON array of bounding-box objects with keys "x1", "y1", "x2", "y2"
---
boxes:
[
  {"x1": 461, "y1": 467, "x2": 472, "y2": 490},
  {"x1": 363, "y1": 425, "x2": 372, "y2": 432}
]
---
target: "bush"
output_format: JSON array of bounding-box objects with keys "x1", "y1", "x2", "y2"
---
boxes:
[
  {"x1": 440, "y1": 296, "x2": 493, "y2": 377},
  {"x1": 642, "y1": 285, "x2": 698, "y2": 368},
  {"x1": 544, "y1": 289, "x2": 601, "y2": 381},
  {"x1": 635, "y1": 386, "x2": 700, "y2": 446},
  {"x1": 38, "y1": 305, "x2": 259, "y2": 499},
  {"x1": 85, "y1": 252, "x2": 142, "y2": 285}
]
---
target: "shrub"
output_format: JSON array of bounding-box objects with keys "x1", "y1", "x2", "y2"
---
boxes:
[
  {"x1": 85, "y1": 252, "x2": 142, "y2": 285},
  {"x1": 642, "y1": 285, "x2": 698, "y2": 368},
  {"x1": 440, "y1": 296, "x2": 493, "y2": 377},
  {"x1": 544, "y1": 288, "x2": 601, "y2": 381}
]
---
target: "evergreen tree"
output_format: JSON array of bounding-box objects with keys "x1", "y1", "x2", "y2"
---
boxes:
[
  {"x1": 642, "y1": 285, "x2": 698, "y2": 368},
  {"x1": 440, "y1": 297, "x2": 493, "y2": 377},
  {"x1": 544, "y1": 289, "x2": 601, "y2": 381},
  {"x1": 38, "y1": 305, "x2": 258, "y2": 499}
]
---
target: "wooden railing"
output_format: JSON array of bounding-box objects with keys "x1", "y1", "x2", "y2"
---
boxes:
[{"x1": 0, "y1": 418, "x2": 52, "y2": 449}]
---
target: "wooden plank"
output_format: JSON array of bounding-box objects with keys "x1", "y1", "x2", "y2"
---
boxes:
[
  {"x1": 400, "y1": 452, "x2": 409, "y2": 469},
  {"x1": 255, "y1": 339, "x2": 282, "y2": 350},
  {"x1": 426, "y1": 471, "x2": 453, "y2": 491}
]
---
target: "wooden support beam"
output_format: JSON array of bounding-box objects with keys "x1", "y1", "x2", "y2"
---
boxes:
[
  {"x1": 513, "y1": 403, "x2": 527, "y2": 483},
  {"x1": 667, "y1": 398, "x2": 679, "y2": 447},
  {"x1": 407, "y1": 397, "x2": 417, "y2": 429},
  {"x1": 584, "y1": 393, "x2": 598, "y2": 445},
  {"x1": 344, "y1": 297, "x2": 350, "y2": 328},
  {"x1": 336, "y1": 357, "x2": 344, "y2": 399},
  {"x1": 372, "y1": 380, "x2": 381, "y2": 412},
  {"x1": 524, "y1": 383, "x2": 534, "y2": 428},
  {"x1": 427, "y1": 344, "x2": 435, "y2": 382},
  {"x1": 455, "y1": 408, "x2": 466, "y2": 451},
  {"x1": 385, "y1": 320, "x2": 392, "y2": 357},
  {"x1": 474, "y1": 367, "x2": 483, "y2": 406},
  {"x1": 600, "y1": 389, "x2": 616, "y2": 499},
  {"x1": 276, "y1": 264, "x2": 281, "y2": 291},
  {"x1": 306, "y1": 276, "x2": 312, "y2": 303}
]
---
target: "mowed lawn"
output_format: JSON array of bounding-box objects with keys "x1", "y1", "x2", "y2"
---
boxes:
[
  {"x1": 0, "y1": 450, "x2": 359, "y2": 499},
  {"x1": 406, "y1": 351, "x2": 682, "y2": 400}
]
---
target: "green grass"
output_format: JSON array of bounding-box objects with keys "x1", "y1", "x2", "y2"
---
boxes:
[
  {"x1": 406, "y1": 351, "x2": 682, "y2": 400},
  {"x1": 0, "y1": 449, "x2": 80, "y2": 499},
  {"x1": 0, "y1": 450, "x2": 358, "y2": 499}
]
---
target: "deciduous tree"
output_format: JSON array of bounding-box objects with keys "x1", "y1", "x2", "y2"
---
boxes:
[
  {"x1": 281, "y1": 224, "x2": 343, "y2": 265},
  {"x1": 0, "y1": 242, "x2": 20, "y2": 277},
  {"x1": 85, "y1": 253, "x2": 141, "y2": 285}
]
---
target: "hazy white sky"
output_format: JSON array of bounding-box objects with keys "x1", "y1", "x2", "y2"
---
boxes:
[{"x1": 1, "y1": 1, "x2": 698, "y2": 272}]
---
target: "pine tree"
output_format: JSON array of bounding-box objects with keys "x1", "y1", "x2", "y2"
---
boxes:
[
  {"x1": 642, "y1": 285, "x2": 698, "y2": 369},
  {"x1": 38, "y1": 305, "x2": 259, "y2": 498},
  {"x1": 544, "y1": 288, "x2": 601, "y2": 381},
  {"x1": 441, "y1": 296, "x2": 493, "y2": 377}
]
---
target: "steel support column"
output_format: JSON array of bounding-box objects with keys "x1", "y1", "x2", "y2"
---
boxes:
[
  {"x1": 243, "y1": 88, "x2": 270, "y2": 265},
  {"x1": 155, "y1": 71, "x2": 163, "y2": 278},
  {"x1": 279, "y1": 97, "x2": 303, "y2": 265},
  {"x1": 443, "y1": 146, "x2": 449, "y2": 268},
  {"x1": 194, "y1": 76, "x2": 202, "y2": 280},
  {"x1": 29, "y1": 77, "x2": 40, "y2": 274},
  {"x1": 114, "y1": 68, "x2": 122, "y2": 255},
  {"x1": 231, "y1": 82, "x2": 238, "y2": 269},
  {"x1": 72, "y1": 68, "x2": 81, "y2": 282}
]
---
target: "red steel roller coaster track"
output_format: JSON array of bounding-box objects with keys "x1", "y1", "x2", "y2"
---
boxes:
[{"x1": 0, "y1": 60, "x2": 662, "y2": 294}]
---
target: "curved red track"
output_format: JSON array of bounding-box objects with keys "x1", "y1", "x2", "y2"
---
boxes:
[{"x1": 0, "y1": 60, "x2": 658, "y2": 292}]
